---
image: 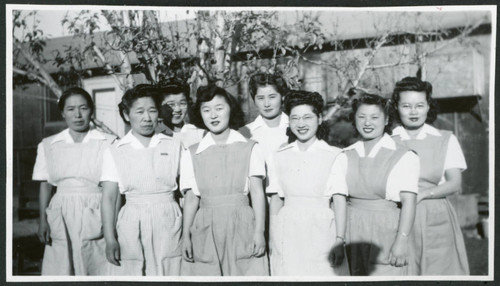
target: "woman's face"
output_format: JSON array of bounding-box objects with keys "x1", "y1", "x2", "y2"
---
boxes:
[
  {"x1": 397, "y1": 91, "x2": 429, "y2": 130},
  {"x1": 289, "y1": 104, "x2": 321, "y2": 143},
  {"x1": 200, "y1": 95, "x2": 231, "y2": 134},
  {"x1": 124, "y1": 97, "x2": 158, "y2": 136},
  {"x1": 355, "y1": 104, "x2": 387, "y2": 141},
  {"x1": 161, "y1": 93, "x2": 188, "y2": 126},
  {"x1": 62, "y1": 94, "x2": 92, "y2": 132},
  {"x1": 254, "y1": 85, "x2": 282, "y2": 120}
]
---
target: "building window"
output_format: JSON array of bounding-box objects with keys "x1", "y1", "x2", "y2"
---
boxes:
[{"x1": 43, "y1": 86, "x2": 62, "y2": 123}]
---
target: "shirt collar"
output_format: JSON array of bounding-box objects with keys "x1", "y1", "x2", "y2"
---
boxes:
[
  {"x1": 392, "y1": 124, "x2": 441, "y2": 140},
  {"x1": 195, "y1": 129, "x2": 247, "y2": 154},
  {"x1": 157, "y1": 123, "x2": 173, "y2": 136},
  {"x1": 51, "y1": 128, "x2": 106, "y2": 144},
  {"x1": 248, "y1": 113, "x2": 289, "y2": 131},
  {"x1": 278, "y1": 138, "x2": 333, "y2": 153},
  {"x1": 117, "y1": 130, "x2": 171, "y2": 149},
  {"x1": 180, "y1": 123, "x2": 200, "y2": 134},
  {"x1": 344, "y1": 133, "x2": 396, "y2": 158},
  {"x1": 160, "y1": 123, "x2": 199, "y2": 136}
]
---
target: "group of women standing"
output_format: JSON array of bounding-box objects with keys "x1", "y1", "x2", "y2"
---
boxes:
[{"x1": 32, "y1": 74, "x2": 469, "y2": 277}]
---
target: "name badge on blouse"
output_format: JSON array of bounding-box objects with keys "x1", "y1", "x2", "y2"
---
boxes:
[{"x1": 160, "y1": 152, "x2": 169, "y2": 156}]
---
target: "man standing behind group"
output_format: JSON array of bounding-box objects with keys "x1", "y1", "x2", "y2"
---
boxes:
[{"x1": 240, "y1": 73, "x2": 290, "y2": 180}]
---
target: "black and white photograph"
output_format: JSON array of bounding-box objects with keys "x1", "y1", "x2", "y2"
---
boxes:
[{"x1": 6, "y1": 4, "x2": 495, "y2": 282}]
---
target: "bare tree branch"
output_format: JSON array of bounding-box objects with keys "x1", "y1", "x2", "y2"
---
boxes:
[
  {"x1": 14, "y1": 40, "x2": 63, "y2": 98},
  {"x1": 92, "y1": 45, "x2": 130, "y2": 91},
  {"x1": 419, "y1": 18, "x2": 485, "y2": 59},
  {"x1": 298, "y1": 53, "x2": 342, "y2": 71},
  {"x1": 341, "y1": 32, "x2": 390, "y2": 94},
  {"x1": 367, "y1": 59, "x2": 414, "y2": 70},
  {"x1": 15, "y1": 30, "x2": 119, "y2": 137},
  {"x1": 13, "y1": 66, "x2": 49, "y2": 85},
  {"x1": 92, "y1": 117, "x2": 118, "y2": 137}
]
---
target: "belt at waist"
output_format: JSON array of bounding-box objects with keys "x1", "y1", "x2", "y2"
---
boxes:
[
  {"x1": 56, "y1": 184, "x2": 100, "y2": 194},
  {"x1": 348, "y1": 197, "x2": 400, "y2": 210},
  {"x1": 200, "y1": 193, "x2": 249, "y2": 208},
  {"x1": 125, "y1": 192, "x2": 175, "y2": 204},
  {"x1": 284, "y1": 196, "x2": 330, "y2": 208}
]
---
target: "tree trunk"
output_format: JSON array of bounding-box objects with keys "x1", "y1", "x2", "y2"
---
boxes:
[
  {"x1": 214, "y1": 11, "x2": 226, "y2": 86},
  {"x1": 15, "y1": 41, "x2": 62, "y2": 98}
]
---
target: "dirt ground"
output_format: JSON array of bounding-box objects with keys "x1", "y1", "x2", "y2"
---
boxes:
[{"x1": 11, "y1": 221, "x2": 490, "y2": 276}]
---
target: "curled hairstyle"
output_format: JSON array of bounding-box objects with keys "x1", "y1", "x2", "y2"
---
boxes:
[
  {"x1": 191, "y1": 84, "x2": 246, "y2": 130},
  {"x1": 157, "y1": 79, "x2": 193, "y2": 127},
  {"x1": 248, "y1": 72, "x2": 288, "y2": 100},
  {"x1": 118, "y1": 84, "x2": 161, "y2": 124},
  {"x1": 58, "y1": 87, "x2": 94, "y2": 115},
  {"x1": 350, "y1": 89, "x2": 393, "y2": 135},
  {"x1": 391, "y1": 77, "x2": 438, "y2": 124},
  {"x1": 157, "y1": 78, "x2": 192, "y2": 107},
  {"x1": 283, "y1": 90, "x2": 329, "y2": 143}
]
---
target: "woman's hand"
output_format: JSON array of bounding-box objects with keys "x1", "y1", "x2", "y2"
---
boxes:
[
  {"x1": 248, "y1": 176, "x2": 266, "y2": 258},
  {"x1": 252, "y1": 232, "x2": 266, "y2": 257},
  {"x1": 37, "y1": 219, "x2": 51, "y2": 245},
  {"x1": 388, "y1": 235, "x2": 409, "y2": 267},
  {"x1": 181, "y1": 190, "x2": 199, "y2": 262},
  {"x1": 268, "y1": 215, "x2": 277, "y2": 256},
  {"x1": 38, "y1": 182, "x2": 53, "y2": 245},
  {"x1": 101, "y1": 181, "x2": 121, "y2": 266},
  {"x1": 105, "y1": 239, "x2": 121, "y2": 266},
  {"x1": 329, "y1": 238, "x2": 345, "y2": 267},
  {"x1": 182, "y1": 237, "x2": 194, "y2": 262},
  {"x1": 417, "y1": 169, "x2": 463, "y2": 204},
  {"x1": 416, "y1": 189, "x2": 431, "y2": 204}
]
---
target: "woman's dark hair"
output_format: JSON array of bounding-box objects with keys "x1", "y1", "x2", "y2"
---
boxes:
[
  {"x1": 157, "y1": 79, "x2": 193, "y2": 127},
  {"x1": 248, "y1": 72, "x2": 288, "y2": 100},
  {"x1": 391, "y1": 76, "x2": 438, "y2": 124},
  {"x1": 191, "y1": 84, "x2": 246, "y2": 130},
  {"x1": 118, "y1": 84, "x2": 161, "y2": 124},
  {"x1": 283, "y1": 90, "x2": 329, "y2": 143},
  {"x1": 157, "y1": 78, "x2": 192, "y2": 106},
  {"x1": 350, "y1": 88, "x2": 393, "y2": 135},
  {"x1": 58, "y1": 87, "x2": 94, "y2": 115}
]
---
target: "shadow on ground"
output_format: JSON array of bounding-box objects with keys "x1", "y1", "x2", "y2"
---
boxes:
[{"x1": 12, "y1": 232, "x2": 489, "y2": 276}]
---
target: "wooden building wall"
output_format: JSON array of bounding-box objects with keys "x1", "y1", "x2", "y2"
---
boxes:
[{"x1": 13, "y1": 84, "x2": 66, "y2": 214}]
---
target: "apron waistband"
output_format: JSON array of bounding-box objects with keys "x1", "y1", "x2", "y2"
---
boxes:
[
  {"x1": 125, "y1": 192, "x2": 175, "y2": 204},
  {"x1": 200, "y1": 193, "x2": 249, "y2": 208},
  {"x1": 56, "y1": 184, "x2": 100, "y2": 194},
  {"x1": 284, "y1": 196, "x2": 330, "y2": 208},
  {"x1": 348, "y1": 197, "x2": 400, "y2": 210}
]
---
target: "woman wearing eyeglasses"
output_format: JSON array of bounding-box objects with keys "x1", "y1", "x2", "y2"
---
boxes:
[
  {"x1": 157, "y1": 79, "x2": 205, "y2": 149},
  {"x1": 391, "y1": 77, "x2": 469, "y2": 275},
  {"x1": 267, "y1": 90, "x2": 350, "y2": 276}
]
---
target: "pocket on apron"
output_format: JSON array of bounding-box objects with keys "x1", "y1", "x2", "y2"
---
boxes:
[
  {"x1": 116, "y1": 220, "x2": 143, "y2": 261},
  {"x1": 234, "y1": 213, "x2": 255, "y2": 260},
  {"x1": 425, "y1": 199, "x2": 451, "y2": 248},
  {"x1": 309, "y1": 215, "x2": 335, "y2": 263},
  {"x1": 369, "y1": 211, "x2": 399, "y2": 265},
  {"x1": 160, "y1": 215, "x2": 183, "y2": 258},
  {"x1": 46, "y1": 207, "x2": 67, "y2": 241},
  {"x1": 81, "y1": 207, "x2": 104, "y2": 241},
  {"x1": 190, "y1": 224, "x2": 215, "y2": 263}
]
